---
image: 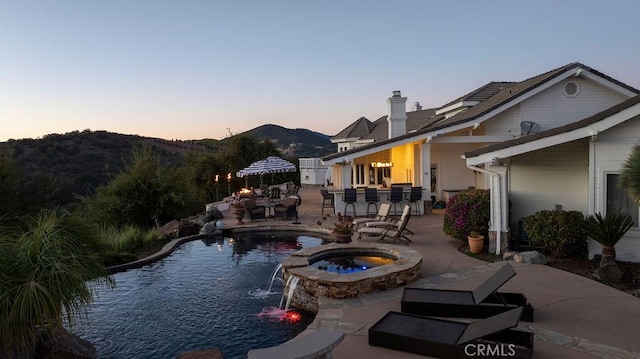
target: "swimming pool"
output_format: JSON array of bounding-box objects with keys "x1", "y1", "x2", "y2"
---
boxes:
[{"x1": 71, "y1": 233, "x2": 324, "y2": 359}]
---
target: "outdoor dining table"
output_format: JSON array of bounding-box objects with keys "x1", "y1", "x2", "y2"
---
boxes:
[{"x1": 258, "y1": 202, "x2": 279, "y2": 217}]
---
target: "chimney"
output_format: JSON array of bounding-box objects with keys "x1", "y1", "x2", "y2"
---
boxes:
[
  {"x1": 412, "y1": 102, "x2": 422, "y2": 111},
  {"x1": 387, "y1": 90, "x2": 407, "y2": 139}
]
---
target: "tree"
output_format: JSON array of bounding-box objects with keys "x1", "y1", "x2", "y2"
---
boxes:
[
  {"x1": 0, "y1": 209, "x2": 113, "y2": 358},
  {"x1": 620, "y1": 142, "x2": 640, "y2": 203},
  {"x1": 0, "y1": 149, "x2": 18, "y2": 216},
  {"x1": 180, "y1": 152, "x2": 223, "y2": 203},
  {"x1": 220, "y1": 134, "x2": 280, "y2": 173},
  {"x1": 84, "y1": 145, "x2": 199, "y2": 228}
]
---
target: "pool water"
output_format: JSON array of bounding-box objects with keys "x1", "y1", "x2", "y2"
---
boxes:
[
  {"x1": 311, "y1": 254, "x2": 395, "y2": 274},
  {"x1": 71, "y1": 234, "x2": 323, "y2": 359}
]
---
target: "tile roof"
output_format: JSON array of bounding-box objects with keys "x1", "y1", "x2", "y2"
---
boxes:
[
  {"x1": 331, "y1": 117, "x2": 374, "y2": 140},
  {"x1": 323, "y1": 62, "x2": 640, "y2": 161},
  {"x1": 439, "y1": 81, "x2": 517, "y2": 109},
  {"x1": 359, "y1": 108, "x2": 443, "y2": 141}
]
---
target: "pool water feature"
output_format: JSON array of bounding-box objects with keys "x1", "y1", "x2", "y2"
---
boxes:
[
  {"x1": 281, "y1": 242, "x2": 422, "y2": 313},
  {"x1": 71, "y1": 234, "x2": 323, "y2": 359},
  {"x1": 310, "y1": 253, "x2": 395, "y2": 274}
]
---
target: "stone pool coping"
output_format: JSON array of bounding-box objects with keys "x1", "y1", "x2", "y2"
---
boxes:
[
  {"x1": 282, "y1": 242, "x2": 423, "y2": 286},
  {"x1": 106, "y1": 224, "x2": 333, "y2": 274}
]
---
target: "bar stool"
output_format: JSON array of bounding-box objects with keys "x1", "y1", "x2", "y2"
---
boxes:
[
  {"x1": 388, "y1": 185, "x2": 403, "y2": 216},
  {"x1": 320, "y1": 189, "x2": 335, "y2": 215},
  {"x1": 406, "y1": 186, "x2": 423, "y2": 215},
  {"x1": 365, "y1": 187, "x2": 380, "y2": 217},
  {"x1": 342, "y1": 188, "x2": 357, "y2": 217}
]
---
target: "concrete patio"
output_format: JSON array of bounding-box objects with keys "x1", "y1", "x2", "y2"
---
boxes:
[{"x1": 220, "y1": 186, "x2": 640, "y2": 359}]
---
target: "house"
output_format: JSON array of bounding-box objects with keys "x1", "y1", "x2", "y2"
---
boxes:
[{"x1": 322, "y1": 62, "x2": 640, "y2": 261}]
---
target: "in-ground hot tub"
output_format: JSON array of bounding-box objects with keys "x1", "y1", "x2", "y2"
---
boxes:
[{"x1": 280, "y1": 242, "x2": 422, "y2": 313}]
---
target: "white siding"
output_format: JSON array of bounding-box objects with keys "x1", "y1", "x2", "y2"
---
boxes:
[
  {"x1": 592, "y1": 115, "x2": 640, "y2": 262},
  {"x1": 431, "y1": 143, "x2": 485, "y2": 201},
  {"x1": 485, "y1": 78, "x2": 627, "y2": 136},
  {"x1": 509, "y1": 140, "x2": 589, "y2": 232}
]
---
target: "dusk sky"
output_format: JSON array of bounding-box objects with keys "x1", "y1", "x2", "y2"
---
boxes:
[{"x1": 1, "y1": 1, "x2": 639, "y2": 142}]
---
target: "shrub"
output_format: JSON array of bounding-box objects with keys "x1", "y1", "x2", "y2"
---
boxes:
[
  {"x1": 0, "y1": 210, "x2": 113, "y2": 357},
  {"x1": 97, "y1": 225, "x2": 161, "y2": 257},
  {"x1": 582, "y1": 212, "x2": 634, "y2": 265},
  {"x1": 443, "y1": 189, "x2": 490, "y2": 240},
  {"x1": 523, "y1": 210, "x2": 587, "y2": 259}
]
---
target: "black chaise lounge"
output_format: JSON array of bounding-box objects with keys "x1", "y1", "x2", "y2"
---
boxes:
[
  {"x1": 369, "y1": 307, "x2": 533, "y2": 358},
  {"x1": 401, "y1": 264, "x2": 534, "y2": 322}
]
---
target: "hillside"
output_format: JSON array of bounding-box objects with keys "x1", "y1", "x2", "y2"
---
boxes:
[
  {"x1": 0, "y1": 126, "x2": 335, "y2": 209},
  {"x1": 239, "y1": 124, "x2": 334, "y2": 157},
  {"x1": 0, "y1": 130, "x2": 194, "y2": 208}
]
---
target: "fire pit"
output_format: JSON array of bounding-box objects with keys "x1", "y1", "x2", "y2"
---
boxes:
[{"x1": 238, "y1": 187, "x2": 253, "y2": 198}]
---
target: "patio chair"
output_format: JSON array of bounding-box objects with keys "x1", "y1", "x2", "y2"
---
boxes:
[
  {"x1": 356, "y1": 205, "x2": 412, "y2": 243},
  {"x1": 274, "y1": 197, "x2": 298, "y2": 220},
  {"x1": 320, "y1": 189, "x2": 335, "y2": 215},
  {"x1": 364, "y1": 204, "x2": 415, "y2": 235},
  {"x1": 353, "y1": 203, "x2": 391, "y2": 230},
  {"x1": 243, "y1": 199, "x2": 267, "y2": 222},
  {"x1": 401, "y1": 264, "x2": 534, "y2": 322},
  {"x1": 269, "y1": 186, "x2": 281, "y2": 202},
  {"x1": 364, "y1": 187, "x2": 380, "y2": 216},
  {"x1": 369, "y1": 307, "x2": 533, "y2": 358}
]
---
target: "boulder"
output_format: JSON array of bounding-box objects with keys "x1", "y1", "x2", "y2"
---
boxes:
[
  {"x1": 37, "y1": 327, "x2": 97, "y2": 359},
  {"x1": 592, "y1": 262, "x2": 623, "y2": 283},
  {"x1": 513, "y1": 251, "x2": 547, "y2": 264},
  {"x1": 178, "y1": 220, "x2": 200, "y2": 237},
  {"x1": 157, "y1": 220, "x2": 180, "y2": 239},
  {"x1": 200, "y1": 221, "x2": 216, "y2": 235},
  {"x1": 502, "y1": 251, "x2": 517, "y2": 261},
  {"x1": 195, "y1": 208, "x2": 224, "y2": 227}
]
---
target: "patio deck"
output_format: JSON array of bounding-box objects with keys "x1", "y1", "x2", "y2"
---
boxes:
[{"x1": 217, "y1": 186, "x2": 640, "y2": 359}]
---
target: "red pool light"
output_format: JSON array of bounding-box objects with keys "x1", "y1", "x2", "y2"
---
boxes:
[{"x1": 283, "y1": 311, "x2": 302, "y2": 323}]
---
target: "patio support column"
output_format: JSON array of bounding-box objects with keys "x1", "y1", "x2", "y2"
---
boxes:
[
  {"x1": 491, "y1": 165, "x2": 509, "y2": 254},
  {"x1": 420, "y1": 141, "x2": 431, "y2": 194},
  {"x1": 340, "y1": 163, "x2": 352, "y2": 189}
]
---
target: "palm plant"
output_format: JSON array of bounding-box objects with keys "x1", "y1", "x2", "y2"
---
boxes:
[
  {"x1": 582, "y1": 212, "x2": 634, "y2": 266},
  {"x1": 0, "y1": 210, "x2": 114, "y2": 358}
]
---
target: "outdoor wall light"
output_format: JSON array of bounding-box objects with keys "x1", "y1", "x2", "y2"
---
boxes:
[{"x1": 371, "y1": 162, "x2": 393, "y2": 168}]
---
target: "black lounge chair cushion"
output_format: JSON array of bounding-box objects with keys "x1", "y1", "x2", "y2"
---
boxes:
[
  {"x1": 369, "y1": 308, "x2": 533, "y2": 358},
  {"x1": 401, "y1": 264, "x2": 534, "y2": 322}
]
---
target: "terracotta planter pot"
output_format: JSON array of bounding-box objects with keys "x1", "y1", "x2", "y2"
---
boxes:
[
  {"x1": 467, "y1": 235, "x2": 484, "y2": 254},
  {"x1": 331, "y1": 231, "x2": 353, "y2": 243},
  {"x1": 231, "y1": 205, "x2": 246, "y2": 225}
]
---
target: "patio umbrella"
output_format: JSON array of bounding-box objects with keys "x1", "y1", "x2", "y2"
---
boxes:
[{"x1": 236, "y1": 156, "x2": 297, "y2": 186}]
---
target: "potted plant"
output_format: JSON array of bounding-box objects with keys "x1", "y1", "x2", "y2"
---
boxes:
[
  {"x1": 231, "y1": 201, "x2": 246, "y2": 225},
  {"x1": 318, "y1": 213, "x2": 354, "y2": 243},
  {"x1": 467, "y1": 230, "x2": 484, "y2": 254}
]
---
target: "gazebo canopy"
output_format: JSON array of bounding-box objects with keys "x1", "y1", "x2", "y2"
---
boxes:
[{"x1": 236, "y1": 156, "x2": 297, "y2": 179}]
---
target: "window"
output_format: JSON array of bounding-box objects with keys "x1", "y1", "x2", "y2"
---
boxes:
[
  {"x1": 355, "y1": 164, "x2": 366, "y2": 185},
  {"x1": 368, "y1": 164, "x2": 391, "y2": 186},
  {"x1": 606, "y1": 174, "x2": 639, "y2": 227}
]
